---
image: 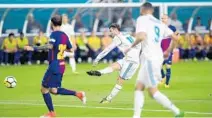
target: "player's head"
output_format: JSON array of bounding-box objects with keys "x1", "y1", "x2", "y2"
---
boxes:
[
  {"x1": 51, "y1": 15, "x2": 62, "y2": 30},
  {"x1": 8, "y1": 33, "x2": 15, "y2": 40},
  {"x1": 161, "y1": 14, "x2": 169, "y2": 24},
  {"x1": 109, "y1": 23, "x2": 120, "y2": 37},
  {"x1": 20, "y1": 32, "x2": 24, "y2": 39},
  {"x1": 103, "y1": 30, "x2": 110, "y2": 37},
  {"x1": 140, "y1": 2, "x2": 154, "y2": 15},
  {"x1": 62, "y1": 14, "x2": 69, "y2": 24}
]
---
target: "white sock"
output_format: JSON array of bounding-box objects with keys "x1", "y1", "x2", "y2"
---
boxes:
[
  {"x1": 106, "y1": 84, "x2": 122, "y2": 101},
  {"x1": 133, "y1": 90, "x2": 144, "y2": 118},
  {"x1": 99, "y1": 67, "x2": 113, "y2": 74},
  {"x1": 153, "y1": 91, "x2": 180, "y2": 115},
  {"x1": 69, "y1": 57, "x2": 76, "y2": 72}
]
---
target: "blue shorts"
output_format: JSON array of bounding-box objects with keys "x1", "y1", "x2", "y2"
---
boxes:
[
  {"x1": 163, "y1": 53, "x2": 173, "y2": 65},
  {"x1": 42, "y1": 68, "x2": 63, "y2": 88}
]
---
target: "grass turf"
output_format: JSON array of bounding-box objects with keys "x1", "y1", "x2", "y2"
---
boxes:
[{"x1": 0, "y1": 61, "x2": 212, "y2": 117}]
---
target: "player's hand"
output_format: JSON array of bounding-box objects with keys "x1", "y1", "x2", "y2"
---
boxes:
[
  {"x1": 92, "y1": 60, "x2": 98, "y2": 67},
  {"x1": 24, "y1": 46, "x2": 34, "y2": 51}
]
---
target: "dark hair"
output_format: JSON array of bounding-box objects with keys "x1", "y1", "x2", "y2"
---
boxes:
[
  {"x1": 142, "y1": 2, "x2": 153, "y2": 10},
  {"x1": 8, "y1": 33, "x2": 14, "y2": 37},
  {"x1": 20, "y1": 32, "x2": 24, "y2": 36},
  {"x1": 51, "y1": 15, "x2": 62, "y2": 27},
  {"x1": 109, "y1": 23, "x2": 120, "y2": 31}
]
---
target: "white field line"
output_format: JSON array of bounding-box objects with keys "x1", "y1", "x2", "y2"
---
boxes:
[{"x1": 0, "y1": 101, "x2": 212, "y2": 115}]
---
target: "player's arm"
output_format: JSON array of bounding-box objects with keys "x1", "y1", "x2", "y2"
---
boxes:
[{"x1": 93, "y1": 42, "x2": 117, "y2": 65}]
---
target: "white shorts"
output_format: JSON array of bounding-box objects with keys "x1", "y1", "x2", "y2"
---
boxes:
[
  {"x1": 117, "y1": 59, "x2": 139, "y2": 80},
  {"x1": 63, "y1": 51, "x2": 74, "y2": 57},
  {"x1": 137, "y1": 59, "x2": 162, "y2": 88}
]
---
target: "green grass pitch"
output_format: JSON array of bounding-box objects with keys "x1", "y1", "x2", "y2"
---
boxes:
[{"x1": 0, "y1": 61, "x2": 212, "y2": 117}]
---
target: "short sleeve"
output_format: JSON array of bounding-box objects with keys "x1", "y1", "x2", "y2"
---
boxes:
[
  {"x1": 136, "y1": 16, "x2": 148, "y2": 33},
  {"x1": 49, "y1": 34, "x2": 56, "y2": 45},
  {"x1": 113, "y1": 36, "x2": 122, "y2": 46},
  {"x1": 164, "y1": 25, "x2": 174, "y2": 37}
]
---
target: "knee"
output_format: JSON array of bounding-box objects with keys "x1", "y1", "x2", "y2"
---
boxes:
[
  {"x1": 135, "y1": 81, "x2": 145, "y2": 91},
  {"x1": 166, "y1": 64, "x2": 171, "y2": 69},
  {"x1": 50, "y1": 88, "x2": 58, "y2": 95},
  {"x1": 40, "y1": 87, "x2": 49, "y2": 94}
]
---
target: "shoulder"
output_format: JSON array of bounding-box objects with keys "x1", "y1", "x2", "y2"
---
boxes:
[{"x1": 136, "y1": 16, "x2": 148, "y2": 22}]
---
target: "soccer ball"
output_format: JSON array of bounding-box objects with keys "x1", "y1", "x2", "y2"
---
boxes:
[{"x1": 4, "y1": 76, "x2": 17, "y2": 88}]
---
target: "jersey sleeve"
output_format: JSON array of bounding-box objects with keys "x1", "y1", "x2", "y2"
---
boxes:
[
  {"x1": 49, "y1": 33, "x2": 56, "y2": 46},
  {"x1": 113, "y1": 36, "x2": 122, "y2": 46},
  {"x1": 136, "y1": 16, "x2": 147, "y2": 33},
  {"x1": 164, "y1": 25, "x2": 174, "y2": 38},
  {"x1": 95, "y1": 41, "x2": 117, "y2": 62}
]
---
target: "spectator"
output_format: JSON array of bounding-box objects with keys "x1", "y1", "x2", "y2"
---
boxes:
[
  {"x1": 75, "y1": 15, "x2": 84, "y2": 32},
  {"x1": 76, "y1": 32, "x2": 89, "y2": 62},
  {"x1": 101, "y1": 31, "x2": 113, "y2": 62},
  {"x1": 170, "y1": 13, "x2": 183, "y2": 31},
  {"x1": 178, "y1": 34, "x2": 190, "y2": 60},
  {"x1": 2, "y1": 33, "x2": 18, "y2": 65},
  {"x1": 33, "y1": 31, "x2": 48, "y2": 64},
  {"x1": 194, "y1": 17, "x2": 206, "y2": 32},
  {"x1": 183, "y1": 19, "x2": 190, "y2": 32},
  {"x1": 194, "y1": 33, "x2": 208, "y2": 60},
  {"x1": 16, "y1": 32, "x2": 32, "y2": 65},
  {"x1": 121, "y1": 12, "x2": 136, "y2": 32},
  {"x1": 87, "y1": 31, "x2": 101, "y2": 60},
  {"x1": 27, "y1": 13, "x2": 42, "y2": 33},
  {"x1": 0, "y1": 41, "x2": 4, "y2": 65},
  {"x1": 204, "y1": 30, "x2": 212, "y2": 59},
  {"x1": 188, "y1": 33, "x2": 197, "y2": 61}
]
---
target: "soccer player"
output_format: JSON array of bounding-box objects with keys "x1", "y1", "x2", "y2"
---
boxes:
[
  {"x1": 25, "y1": 15, "x2": 86, "y2": 117},
  {"x1": 16, "y1": 32, "x2": 32, "y2": 65},
  {"x1": 87, "y1": 23, "x2": 141, "y2": 103},
  {"x1": 61, "y1": 14, "x2": 78, "y2": 74},
  {"x1": 2, "y1": 33, "x2": 18, "y2": 65},
  {"x1": 160, "y1": 14, "x2": 178, "y2": 88},
  {"x1": 124, "y1": 2, "x2": 184, "y2": 117}
]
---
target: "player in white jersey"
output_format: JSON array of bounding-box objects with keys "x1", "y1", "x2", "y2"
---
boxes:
[
  {"x1": 61, "y1": 14, "x2": 78, "y2": 74},
  {"x1": 125, "y1": 2, "x2": 184, "y2": 118},
  {"x1": 87, "y1": 24, "x2": 141, "y2": 103}
]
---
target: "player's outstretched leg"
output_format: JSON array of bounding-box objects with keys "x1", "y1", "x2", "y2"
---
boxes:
[
  {"x1": 40, "y1": 86, "x2": 56, "y2": 118},
  {"x1": 148, "y1": 88, "x2": 184, "y2": 117},
  {"x1": 133, "y1": 82, "x2": 145, "y2": 118},
  {"x1": 86, "y1": 62, "x2": 120, "y2": 77},
  {"x1": 100, "y1": 77, "x2": 123, "y2": 104},
  {"x1": 50, "y1": 88, "x2": 86, "y2": 104}
]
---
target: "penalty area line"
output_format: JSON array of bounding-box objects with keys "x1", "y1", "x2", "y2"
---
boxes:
[{"x1": 0, "y1": 102, "x2": 211, "y2": 115}]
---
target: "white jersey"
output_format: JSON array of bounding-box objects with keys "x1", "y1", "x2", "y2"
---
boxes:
[
  {"x1": 95, "y1": 33, "x2": 141, "y2": 63},
  {"x1": 136, "y1": 14, "x2": 173, "y2": 63},
  {"x1": 61, "y1": 23, "x2": 75, "y2": 44}
]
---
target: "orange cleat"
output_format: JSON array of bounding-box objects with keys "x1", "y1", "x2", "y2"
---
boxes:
[
  {"x1": 40, "y1": 111, "x2": 56, "y2": 118},
  {"x1": 76, "y1": 91, "x2": 86, "y2": 104}
]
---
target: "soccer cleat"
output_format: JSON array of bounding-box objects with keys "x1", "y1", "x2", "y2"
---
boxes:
[
  {"x1": 175, "y1": 111, "x2": 184, "y2": 118},
  {"x1": 100, "y1": 97, "x2": 111, "y2": 104},
  {"x1": 86, "y1": 70, "x2": 102, "y2": 76},
  {"x1": 76, "y1": 91, "x2": 86, "y2": 104},
  {"x1": 165, "y1": 84, "x2": 170, "y2": 88},
  {"x1": 40, "y1": 111, "x2": 56, "y2": 118}
]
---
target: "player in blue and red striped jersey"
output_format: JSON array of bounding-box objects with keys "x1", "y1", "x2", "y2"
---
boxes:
[
  {"x1": 160, "y1": 14, "x2": 179, "y2": 88},
  {"x1": 25, "y1": 15, "x2": 86, "y2": 117}
]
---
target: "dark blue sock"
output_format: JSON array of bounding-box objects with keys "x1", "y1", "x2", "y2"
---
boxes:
[
  {"x1": 165, "y1": 68, "x2": 171, "y2": 85},
  {"x1": 57, "y1": 88, "x2": 76, "y2": 96},
  {"x1": 161, "y1": 69, "x2": 165, "y2": 79},
  {"x1": 14, "y1": 52, "x2": 20, "y2": 64},
  {"x1": 42, "y1": 93, "x2": 54, "y2": 112}
]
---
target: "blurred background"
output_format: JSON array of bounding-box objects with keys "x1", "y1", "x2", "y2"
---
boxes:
[{"x1": 0, "y1": 0, "x2": 211, "y2": 65}]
